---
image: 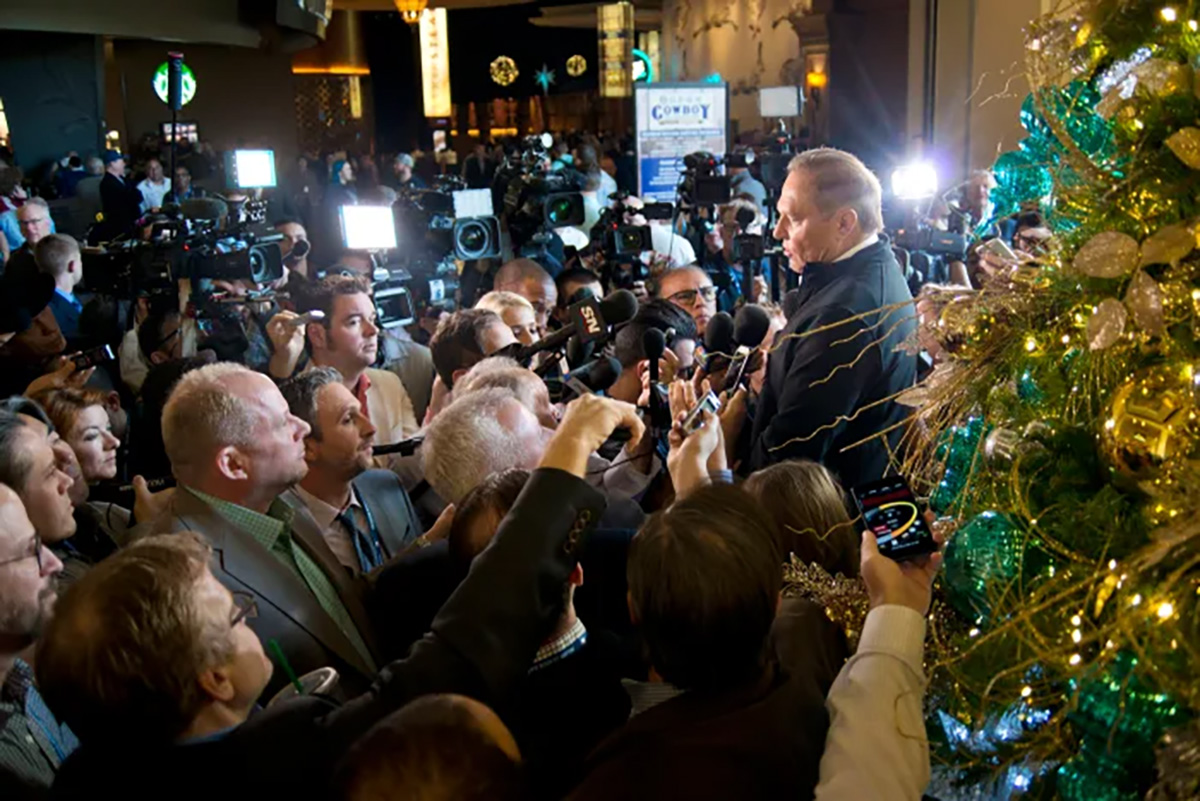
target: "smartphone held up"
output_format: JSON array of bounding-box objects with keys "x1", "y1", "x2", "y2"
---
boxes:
[{"x1": 851, "y1": 475, "x2": 938, "y2": 562}]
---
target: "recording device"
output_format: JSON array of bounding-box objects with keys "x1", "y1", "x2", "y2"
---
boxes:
[
  {"x1": 547, "y1": 355, "x2": 622, "y2": 403},
  {"x1": 724, "y1": 304, "x2": 772, "y2": 391},
  {"x1": 730, "y1": 205, "x2": 766, "y2": 263},
  {"x1": 224, "y1": 149, "x2": 277, "y2": 190},
  {"x1": 88, "y1": 475, "x2": 177, "y2": 512},
  {"x1": 680, "y1": 390, "x2": 721, "y2": 436},
  {"x1": 850, "y1": 475, "x2": 938, "y2": 561},
  {"x1": 978, "y1": 237, "x2": 1020, "y2": 265},
  {"x1": 284, "y1": 238, "x2": 310, "y2": 267},
  {"x1": 500, "y1": 289, "x2": 639, "y2": 368},
  {"x1": 679, "y1": 152, "x2": 732, "y2": 207},
  {"x1": 284, "y1": 310, "x2": 325, "y2": 329},
  {"x1": 893, "y1": 226, "x2": 969, "y2": 259},
  {"x1": 495, "y1": 133, "x2": 586, "y2": 255},
  {"x1": 643, "y1": 327, "x2": 670, "y2": 429},
  {"x1": 703, "y1": 311, "x2": 735, "y2": 372},
  {"x1": 372, "y1": 435, "x2": 425, "y2": 457},
  {"x1": 374, "y1": 280, "x2": 416, "y2": 329},
  {"x1": 70, "y1": 344, "x2": 116, "y2": 370}
]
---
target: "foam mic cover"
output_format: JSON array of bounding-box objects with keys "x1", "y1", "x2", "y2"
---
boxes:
[
  {"x1": 578, "y1": 356, "x2": 622, "y2": 394},
  {"x1": 565, "y1": 334, "x2": 595, "y2": 369},
  {"x1": 733, "y1": 304, "x2": 772, "y2": 348},
  {"x1": 600, "y1": 289, "x2": 640, "y2": 326},
  {"x1": 782, "y1": 288, "x2": 803, "y2": 320},
  {"x1": 642, "y1": 327, "x2": 666, "y2": 367},
  {"x1": 704, "y1": 311, "x2": 735, "y2": 355}
]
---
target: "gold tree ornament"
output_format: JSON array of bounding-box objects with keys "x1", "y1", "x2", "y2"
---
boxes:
[
  {"x1": 1125, "y1": 270, "x2": 1167, "y2": 337},
  {"x1": 1074, "y1": 231, "x2": 1141, "y2": 278},
  {"x1": 490, "y1": 56, "x2": 518, "y2": 87},
  {"x1": 566, "y1": 55, "x2": 587, "y2": 77},
  {"x1": 1100, "y1": 364, "x2": 1199, "y2": 483},
  {"x1": 393, "y1": 0, "x2": 427, "y2": 24},
  {"x1": 1166, "y1": 127, "x2": 1200, "y2": 169},
  {"x1": 1087, "y1": 298, "x2": 1128, "y2": 350},
  {"x1": 1140, "y1": 222, "x2": 1196, "y2": 268}
]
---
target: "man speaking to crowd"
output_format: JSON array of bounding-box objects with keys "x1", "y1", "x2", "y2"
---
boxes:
[{"x1": 746, "y1": 148, "x2": 916, "y2": 488}]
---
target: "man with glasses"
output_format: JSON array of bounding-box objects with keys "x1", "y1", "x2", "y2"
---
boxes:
[
  {"x1": 0, "y1": 482, "x2": 73, "y2": 793},
  {"x1": 37, "y1": 395, "x2": 637, "y2": 799},
  {"x1": 1, "y1": 198, "x2": 56, "y2": 290},
  {"x1": 656, "y1": 265, "x2": 717, "y2": 335}
]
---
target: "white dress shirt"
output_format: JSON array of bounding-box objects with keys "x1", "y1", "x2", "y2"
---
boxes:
[
  {"x1": 815, "y1": 604, "x2": 930, "y2": 801},
  {"x1": 137, "y1": 177, "x2": 171, "y2": 212},
  {"x1": 833, "y1": 232, "x2": 881, "y2": 263},
  {"x1": 290, "y1": 485, "x2": 364, "y2": 573}
]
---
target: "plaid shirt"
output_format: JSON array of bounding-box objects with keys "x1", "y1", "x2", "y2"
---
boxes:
[
  {"x1": 0, "y1": 659, "x2": 78, "y2": 789},
  {"x1": 187, "y1": 488, "x2": 377, "y2": 672}
]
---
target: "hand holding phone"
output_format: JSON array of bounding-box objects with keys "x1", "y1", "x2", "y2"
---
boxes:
[
  {"x1": 851, "y1": 475, "x2": 938, "y2": 562},
  {"x1": 70, "y1": 344, "x2": 115, "y2": 370}
]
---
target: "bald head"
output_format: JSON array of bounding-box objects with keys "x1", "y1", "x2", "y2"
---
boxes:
[
  {"x1": 494, "y1": 258, "x2": 557, "y2": 335},
  {"x1": 162, "y1": 363, "x2": 310, "y2": 500}
]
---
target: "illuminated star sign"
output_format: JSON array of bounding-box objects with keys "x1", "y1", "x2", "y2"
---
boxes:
[{"x1": 534, "y1": 64, "x2": 556, "y2": 94}]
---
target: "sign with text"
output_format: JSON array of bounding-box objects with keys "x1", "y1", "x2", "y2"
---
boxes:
[{"x1": 634, "y1": 82, "x2": 728, "y2": 204}]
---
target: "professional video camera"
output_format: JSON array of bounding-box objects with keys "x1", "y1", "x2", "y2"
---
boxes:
[
  {"x1": 585, "y1": 193, "x2": 674, "y2": 291},
  {"x1": 494, "y1": 133, "x2": 587, "y2": 260},
  {"x1": 886, "y1": 162, "x2": 970, "y2": 292},
  {"x1": 677, "y1": 151, "x2": 732, "y2": 209}
]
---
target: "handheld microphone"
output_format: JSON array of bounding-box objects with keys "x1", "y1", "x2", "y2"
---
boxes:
[
  {"x1": 553, "y1": 355, "x2": 622, "y2": 402},
  {"x1": 372, "y1": 435, "x2": 425, "y2": 457},
  {"x1": 642, "y1": 327, "x2": 669, "y2": 428},
  {"x1": 724, "y1": 304, "x2": 772, "y2": 392},
  {"x1": 702, "y1": 311, "x2": 735, "y2": 373},
  {"x1": 501, "y1": 289, "x2": 639, "y2": 368}
]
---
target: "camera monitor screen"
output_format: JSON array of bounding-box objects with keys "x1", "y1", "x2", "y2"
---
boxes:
[
  {"x1": 453, "y1": 188, "x2": 494, "y2": 219},
  {"x1": 758, "y1": 86, "x2": 803, "y2": 118},
  {"x1": 227, "y1": 149, "x2": 277, "y2": 189},
  {"x1": 341, "y1": 206, "x2": 398, "y2": 250}
]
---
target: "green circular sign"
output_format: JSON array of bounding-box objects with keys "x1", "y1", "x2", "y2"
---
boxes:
[{"x1": 153, "y1": 61, "x2": 197, "y2": 106}]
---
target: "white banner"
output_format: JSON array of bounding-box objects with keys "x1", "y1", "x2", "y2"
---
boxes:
[{"x1": 635, "y1": 83, "x2": 729, "y2": 203}]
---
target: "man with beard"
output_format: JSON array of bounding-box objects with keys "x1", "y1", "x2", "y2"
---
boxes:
[
  {"x1": 150, "y1": 362, "x2": 383, "y2": 698},
  {"x1": 300, "y1": 275, "x2": 420, "y2": 450},
  {"x1": 0, "y1": 481, "x2": 72, "y2": 793}
]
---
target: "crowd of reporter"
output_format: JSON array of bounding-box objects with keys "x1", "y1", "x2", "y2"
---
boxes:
[{"x1": 0, "y1": 137, "x2": 950, "y2": 801}]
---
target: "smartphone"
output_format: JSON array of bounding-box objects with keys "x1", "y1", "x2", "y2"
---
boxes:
[
  {"x1": 979, "y1": 237, "x2": 1020, "y2": 265},
  {"x1": 71, "y1": 344, "x2": 115, "y2": 370},
  {"x1": 850, "y1": 475, "x2": 938, "y2": 561},
  {"x1": 680, "y1": 390, "x2": 722, "y2": 436},
  {"x1": 285, "y1": 310, "x2": 325, "y2": 329}
]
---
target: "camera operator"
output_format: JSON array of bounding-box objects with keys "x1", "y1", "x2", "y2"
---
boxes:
[
  {"x1": 98, "y1": 151, "x2": 142, "y2": 241},
  {"x1": 728, "y1": 146, "x2": 767, "y2": 215},
  {"x1": 700, "y1": 197, "x2": 771, "y2": 308},
  {"x1": 391, "y1": 153, "x2": 426, "y2": 191}
]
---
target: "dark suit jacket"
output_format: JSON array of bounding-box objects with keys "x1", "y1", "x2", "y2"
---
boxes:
[
  {"x1": 352, "y1": 468, "x2": 423, "y2": 555},
  {"x1": 98, "y1": 173, "x2": 141, "y2": 238},
  {"x1": 570, "y1": 599, "x2": 848, "y2": 801},
  {"x1": 142, "y1": 486, "x2": 383, "y2": 699},
  {"x1": 748, "y1": 238, "x2": 916, "y2": 488},
  {"x1": 45, "y1": 293, "x2": 81, "y2": 345},
  {"x1": 52, "y1": 468, "x2": 606, "y2": 801}
]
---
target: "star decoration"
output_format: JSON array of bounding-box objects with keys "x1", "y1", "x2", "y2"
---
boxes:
[{"x1": 534, "y1": 64, "x2": 556, "y2": 94}]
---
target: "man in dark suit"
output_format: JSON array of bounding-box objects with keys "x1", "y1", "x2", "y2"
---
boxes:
[
  {"x1": 571, "y1": 483, "x2": 847, "y2": 801},
  {"x1": 36, "y1": 394, "x2": 642, "y2": 801},
  {"x1": 278, "y1": 367, "x2": 433, "y2": 576},
  {"x1": 746, "y1": 147, "x2": 916, "y2": 489},
  {"x1": 33, "y1": 234, "x2": 86, "y2": 348},
  {"x1": 98, "y1": 150, "x2": 141, "y2": 241},
  {"x1": 147, "y1": 361, "x2": 382, "y2": 698}
]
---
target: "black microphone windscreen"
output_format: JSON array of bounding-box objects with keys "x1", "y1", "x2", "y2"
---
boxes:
[
  {"x1": 600, "y1": 289, "x2": 639, "y2": 325},
  {"x1": 565, "y1": 335, "x2": 594, "y2": 369},
  {"x1": 642, "y1": 327, "x2": 666, "y2": 361},
  {"x1": 704, "y1": 311, "x2": 734, "y2": 354},
  {"x1": 733, "y1": 304, "x2": 772, "y2": 349},
  {"x1": 586, "y1": 356, "x2": 622, "y2": 393},
  {"x1": 783, "y1": 288, "x2": 803, "y2": 320}
]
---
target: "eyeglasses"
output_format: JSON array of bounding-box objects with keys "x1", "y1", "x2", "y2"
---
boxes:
[
  {"x1": 667, "y1": 286, "x2": 717, "y2": 306},
  {"x1": 19, "y1": 217, "x2": 48, "y2": 228},
  {"x1": 230, "y1": 591, "x2": 259, "y2": 628},
  {"x1": 0, "y1": 532, "x2": 43, "y2": 572}
]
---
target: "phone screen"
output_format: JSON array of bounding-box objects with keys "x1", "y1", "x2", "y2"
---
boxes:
[{"x1": 851, "y1": 476, "x2": 937, "y2": 561}]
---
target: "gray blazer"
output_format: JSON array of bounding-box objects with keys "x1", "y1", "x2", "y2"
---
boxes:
[{"x1": 145, "y1": 487, "x2": 381, "y2": 698}]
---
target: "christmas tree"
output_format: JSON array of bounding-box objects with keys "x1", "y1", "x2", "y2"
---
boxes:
[
  {"x1": 917, "y1": 2, "x2": 1200, "y2": 798},
  {"x1": 793, "y1": 2, "x2": 1200, "y2": 798}
]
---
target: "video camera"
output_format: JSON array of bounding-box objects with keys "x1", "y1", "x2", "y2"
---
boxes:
[
  {"x1": 494, "y1": 133, "x2": 587, "y2": 254},
  {"x1": 678, "y1": 151, "x2": 732, "y2": 208}
]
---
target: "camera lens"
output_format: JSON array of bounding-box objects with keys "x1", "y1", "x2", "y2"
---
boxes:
[
  {"x1": 546, "y1": 197, "x2": 574, "y2": 225},
  {"x1": 455, "y1": 220, "x2": 488, "y2": 259}
]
